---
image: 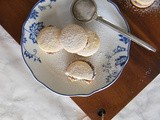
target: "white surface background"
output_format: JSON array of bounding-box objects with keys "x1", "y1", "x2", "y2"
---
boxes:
[
  {"x1": 113, "y1": 74, "x2": 160, "y2": 120},
  {"x1": 0, "y1": 25, "x2": 160, "y2": 120},
  {"x1": 0, "y1": 26, "x2": 89, "y2": 120}
]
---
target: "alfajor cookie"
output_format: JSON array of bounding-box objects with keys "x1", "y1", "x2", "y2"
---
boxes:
[
  {"x1": 60, "y1": 24, "x2": 88, "y2": 53},
  {"x1": 77, "y1": 29, "x2": 100, "y2": 57},
  {"x1": 37, "y1": 26, "x2": 63, "y2": 53},
  {"x1": 65, "y1": 61, "x2": 95, "y2": 83}
]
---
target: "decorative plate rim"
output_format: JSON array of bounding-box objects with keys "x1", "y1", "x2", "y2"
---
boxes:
[{"x1": 21, "y1": 0, "x2": 131, "y2": 97}]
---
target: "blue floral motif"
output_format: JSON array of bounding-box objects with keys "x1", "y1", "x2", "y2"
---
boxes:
[
  {"x1": 29, "y1": 22, "x2": 44, "y2": 33},
  {"x1": 102, "y1": 64, "x2": 110, "y2": 82},
  {"x1": 102, "y1": 33, "x2": 130, "y2": 83},
  {"x1": 115, "y1": 56, "x2": 128, "y2": 67},
  {"x1": 29, "y1": 22, "x2": 44, "y2": 44},
  {"x1": 103, "y1": 54, "x2": 128, "y2": 83},
  {"x1": 38, "y1": 5, "x2": 46, "y2": 11},
  {"x1": 24, "y1": 50, "x2": 34, "y2": 59},
  {"x1": 29, "y1": 34, "x2": 37, "y2": 44},
  {"x1": 23, "y1": 46, "x2": 42, "y2": 63},
  {"x1": 113, "y1": 46, "x2": 126, "y2": 54},
  {"x1": 111, "y1": 70, "x2": 119, "y2": 77},
  {"x1": 119, "y1": 34, "x2": 129, "y2": 44},
  {"x1": 106, "y1": 75, "x2": 112, "y2": 83},
  {"x1": 40, "y1": 0, "x2": 45, "y2": 3},
  {"x1": 105, "y1": 70, "x2": 119, "y2": 83},
  {"x1": 102, "y1": 63, "x2": 111, "y2": 71},
  {"x1": 30, "y1": 10, "x2": 39, "y2": 20},
  {"x1": 103, "y1": 53, "x2": 117, "y2": 83},
  {"x1": 103, "y1": 63, "x2": 119, "y2": 83},
  {"x1": 22, "y1": 37, "x2": 27, "y2": 44},
  {"x1": 40, "y1": 0, "x2": 56, "y2": 2},
  {"x1": 38, "y1": 0, "x2": 56, "y2": 11}
]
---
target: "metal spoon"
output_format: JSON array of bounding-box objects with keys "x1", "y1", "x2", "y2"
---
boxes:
[{"x1": 71, "y1": 0, "x2": 156, "y2": 52}]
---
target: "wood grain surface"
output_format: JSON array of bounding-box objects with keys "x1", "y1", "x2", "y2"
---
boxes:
[{"x1": 0, "y1": 0, "x2": 159, "y2": 120}]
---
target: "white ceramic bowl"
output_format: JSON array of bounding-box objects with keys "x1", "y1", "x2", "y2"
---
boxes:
[{"x1": 21, "y1": 0, "x2": 131, "y2": 97}]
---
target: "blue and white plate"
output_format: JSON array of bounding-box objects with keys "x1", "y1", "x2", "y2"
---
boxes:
[{"x1": 21, "y1": 0, "x2": 130, "y2": 97}]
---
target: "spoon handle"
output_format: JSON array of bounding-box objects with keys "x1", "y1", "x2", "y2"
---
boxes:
[{"x1": 96, "y1": 16, "x2": 156, "y2": 52}]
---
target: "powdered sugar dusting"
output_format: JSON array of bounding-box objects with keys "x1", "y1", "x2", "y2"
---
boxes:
[
  {"x1": 60, "y1": 24, "x2": 87, "y2": 53},
  {"x1": 117, "y1": 0, "x2": 160, "y2": 16},
  {"x1": 66, "y1": 61, "x2": 94, "y2": 80},
  {"x1": 23, "y1": 0, "x2": 131, "y2": 95}
]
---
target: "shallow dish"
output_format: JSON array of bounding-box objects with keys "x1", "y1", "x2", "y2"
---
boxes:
[{"x1": 21, "y1": 0, "x2": 130, "y2": 96}]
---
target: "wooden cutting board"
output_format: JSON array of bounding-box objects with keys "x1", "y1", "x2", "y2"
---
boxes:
[{"x1": 0, "y1": 0, "x2": 159, "y2": 119}]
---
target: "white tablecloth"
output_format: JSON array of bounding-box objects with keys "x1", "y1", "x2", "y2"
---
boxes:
[{"x1": 0, "y1": 25, "x2": 160, "y2": 120}]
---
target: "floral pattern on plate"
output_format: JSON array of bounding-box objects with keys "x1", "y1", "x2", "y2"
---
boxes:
[{"x1": 21, "y1": 0, "x2": 131, "y2": 96}]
